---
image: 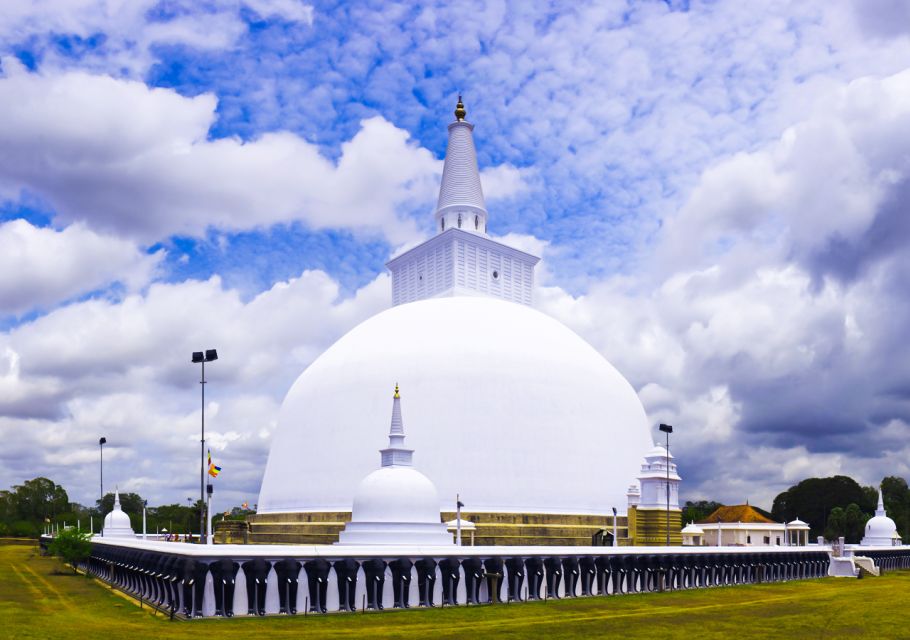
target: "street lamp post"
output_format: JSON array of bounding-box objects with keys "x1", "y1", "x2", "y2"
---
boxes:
[
  {"x1": 455, "y1": 495, "x2": 464, "y2": 546},
  {"x1": 612, "y1": 507, "x2": 618, "y2": 547},
  {"x1": 99, "y1": 437, "x2": 106, "y2": 537},
  {"x1": 659, "y1": 423, "x2": 673, "y2": 546},
  {"x1": 192, "y1": 349, "x2": 218, "y2": 543}
]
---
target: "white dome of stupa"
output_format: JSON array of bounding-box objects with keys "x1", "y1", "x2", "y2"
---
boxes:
[
  {"x1": 351, "y1": 467, "x2": 441, "y2": 524},
  {"x1": 258, "y1": 296, "x2": 653, "y2": 516},
  {"x1": 861, "y1": 488, "x2": 899, "y2": 546},
  {"x1": 337, "y1": 385, "x2": 452, "y2": 545},
  {"x1": 102, "y1": 490, "x2": 135, "y2": 538}
]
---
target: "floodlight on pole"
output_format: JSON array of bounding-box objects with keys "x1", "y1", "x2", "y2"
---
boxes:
[
  {"x1": 658, "y1": 423, "x2": 673, "y2": 546},
  {"x1": 99, "y1": 437, "x2": 106, "y2": 537},
  {"x1": 191, "y1": 349, "x2": 218, "y2": 543}
]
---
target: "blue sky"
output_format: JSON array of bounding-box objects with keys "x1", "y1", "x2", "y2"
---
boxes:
[{"x1": 1, "y1": 0, "x2": 910, "y2": 510}]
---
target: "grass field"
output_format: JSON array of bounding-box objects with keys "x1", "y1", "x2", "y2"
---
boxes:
[{"x1": 2, "y1": 541, "x2": 909, "y2": 639}]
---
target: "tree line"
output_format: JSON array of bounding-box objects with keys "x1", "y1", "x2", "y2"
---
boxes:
[{"x1": 0, "y1": 477, "x2": 253, "y2": 538}]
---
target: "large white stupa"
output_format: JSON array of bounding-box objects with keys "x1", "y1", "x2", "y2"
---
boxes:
[{"x1": 257, "y1": 98, "x2": 653, "y2": 519}]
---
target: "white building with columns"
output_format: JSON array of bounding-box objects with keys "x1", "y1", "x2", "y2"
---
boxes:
[{"x1": 697, "y1": 505, "x2": 810, "y2": 547}]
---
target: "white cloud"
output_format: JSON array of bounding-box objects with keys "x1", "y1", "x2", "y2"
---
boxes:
[
  {"x1": 0, "y1": 219, "x2": 162, "y2": 316},
  {"x1": 0, "y1": 0, "x2": 314, "y2": 74},
  {"x1": 0, "y1": 267, "x2": 389, "y2": 505},
  {"x1": 0, "y1": 64, "x2": 528, "y2": 245},
  {"x1": 662, "y1": 69, "x2": 910, "y2": 280}
]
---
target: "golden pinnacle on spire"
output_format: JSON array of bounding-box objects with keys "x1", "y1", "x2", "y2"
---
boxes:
[
  {"x1": 454, "y1": 95, "x2": 466, "y2": 121},
  {"x1": 394, "y1": 383, "x2": 400, "y2": 399}
]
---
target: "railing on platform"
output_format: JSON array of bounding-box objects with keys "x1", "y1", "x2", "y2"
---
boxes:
[{"x1": 67, "y1": 537, "x2": 889, "y2": 619}]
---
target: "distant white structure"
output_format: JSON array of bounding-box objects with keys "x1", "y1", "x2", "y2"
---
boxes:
[
  {"x1": 626, "y1": 484, "x2": 641, "y2": 508},
  {"x1": 102, "y1": 489, "x2": 135, "y2": 538},
  {"x1": 861, "y1": 488, "x2": 901, "y2": 546},
  {"x1": 697, "y1": 505, "x2": 810, "y2": 547},
  {"x1": 786, "y1": 519, "x2": 812, "y2": 546},
  {"x1": 636, "y1": 444, "x2": 680, "y2": 510},
  {"x1": 681, "y1": 522, "x2": 705, "y2": 546},
  {"x1": 337, "y1": 385, "x2": 452, "y2": 546},
  {"x1": 445, "y1": 517, "x2": 476, "y2": 546}
]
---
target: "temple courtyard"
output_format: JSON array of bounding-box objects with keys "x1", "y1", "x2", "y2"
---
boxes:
[{"x1": 2, "y1": 541, "x2": 907, "y2": 639}]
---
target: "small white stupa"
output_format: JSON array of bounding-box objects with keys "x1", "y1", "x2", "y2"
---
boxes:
[
  {"x1": 337, "y1": 385, "x2": 452, "y2": 546},
  {"x1": 102, "y1": 489, "x2": 135, "y2": 538},
  {"x1": 861, "y1": 487, "x2": 899, "y2": 546}
]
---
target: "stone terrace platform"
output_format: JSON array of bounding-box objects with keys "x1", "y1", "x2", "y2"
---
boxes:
[{"x1": 47, "y1": 535, "x2": 898, "y2": 620}]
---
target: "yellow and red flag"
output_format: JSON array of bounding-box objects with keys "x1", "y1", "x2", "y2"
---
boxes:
[{"x1": 207, "y1": 449, "x2": 221, "y2": 478}]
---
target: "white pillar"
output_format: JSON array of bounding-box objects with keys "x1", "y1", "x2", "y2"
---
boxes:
[
  {"x1": 90, "y1": 515, "x2": 93, "y2": 534},
  {"x1": 455, "y1": 494, "x2": 462, "y2": 546},
  {"x1": 206, "y1": 494, "x2": 213, "y2": 545},
  {"x1": 143, "y1": 506, "x2": 147, "y2": 540}
]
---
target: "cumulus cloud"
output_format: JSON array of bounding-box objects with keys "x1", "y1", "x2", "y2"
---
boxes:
[
  {"x1": 0, "y1": 0, "x2": 314, "y2": 73},
  {"x1": 0, "y1": 63, "x2": 527, "y2": 245},
  {"x1": 535, "y1": 69, "x2": 910, "y2": 506},
  {"x1": 0, "y1": 219, "x2": 161, "y2": 316},
  {"x1": 663, "y1": 70, "x2": 910, "y2": 285},
  {"x1": 0, "y1": 268, "x2": 389, "y2": 505}
]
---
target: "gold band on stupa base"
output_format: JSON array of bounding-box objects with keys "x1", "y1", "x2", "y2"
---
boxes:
[{"x1": 215, "y1": 510, "x2": 676, "y2": 546}]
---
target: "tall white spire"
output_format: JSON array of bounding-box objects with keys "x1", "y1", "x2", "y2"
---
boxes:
[
  {"x1": 380, "y1": 384, "x2": 413, "y2": 467},
  {"x1": 385, "y1": 97, "x2": 539, "y2": 307},
  {"x1": 876, "y1": 487, "x2": 886, "y2": 517},
  {"x1": 435, "y1": 96, "x2": 488, "y2": 235}
]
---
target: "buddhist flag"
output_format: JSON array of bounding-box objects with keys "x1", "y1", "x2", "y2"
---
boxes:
[
  {"x1": 207, "y1": 449, "x2": 222, "y2": 478},
  {"x1": 241, "y1": 501, "x2": 249, "y2": 509}
]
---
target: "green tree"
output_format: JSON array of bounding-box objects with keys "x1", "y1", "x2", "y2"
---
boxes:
[
  {"x1": 772, "y1": 476, "x2": 875, "y2": 537},
  {"x1": 824, "y1": 506, "x2": 846, "y2": 541},
  {"x1": 881, "y1": 476, "x2": 910, "y2": 542},
  {"x1": 681, "y1": 500, "x2": 723, "y2": 524},
  {"x1": 824, "y1": 503, "x2": 870, "y2": 543},
  {"x1": 149, "y1": 501, "x2": 204, "y2": 536},
  {"x1": 48, "y1": 527, "x2": 93, "y2": 573},
  {"x1": 0, "y1": 478, "x2": 69, "y2": 537}
]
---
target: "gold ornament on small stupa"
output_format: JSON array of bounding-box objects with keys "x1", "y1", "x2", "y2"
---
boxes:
[{"x1": 454, "y1": 95, "x2": 466, "y2": 121}]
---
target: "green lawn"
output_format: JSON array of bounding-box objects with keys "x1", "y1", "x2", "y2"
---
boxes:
[{"x1": 2, "y1": 541, "x2": 908, "y2": 639}]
